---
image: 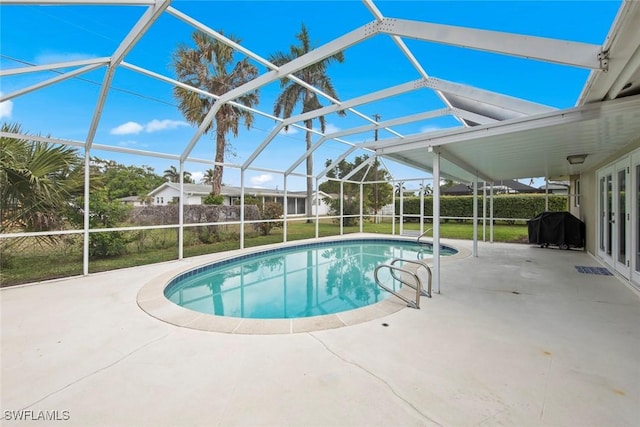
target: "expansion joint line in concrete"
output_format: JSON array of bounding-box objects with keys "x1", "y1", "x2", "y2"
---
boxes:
[
  {"x1": 14, "y1": 332, "x2": 173, "y2": 413},
  {"x1": 539, "y1": 353, "x2": 554, "y2": 420},
  {"x1": 308, "y1": 332, "x2": 442, "y2": 426}
]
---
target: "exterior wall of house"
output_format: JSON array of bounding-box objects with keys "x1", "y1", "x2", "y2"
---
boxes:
[
  {"x1": 186, "y1": 195, "x2": 203, "y2": 205},
  {"x1": 582, "y1": 143, "x2": 640, "y2": 289},
  {"x1": 152, "y1": 186, "x2": 179, "y2": 206}
]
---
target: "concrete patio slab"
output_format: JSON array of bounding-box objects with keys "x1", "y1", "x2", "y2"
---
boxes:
[{"x1": 1, "y1": 238, "x2": 638, "y2": 426}]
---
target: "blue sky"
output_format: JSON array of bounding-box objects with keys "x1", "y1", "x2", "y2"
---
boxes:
[{"x1": 0, "y1": 0, "x2": 621, "y2": 191}]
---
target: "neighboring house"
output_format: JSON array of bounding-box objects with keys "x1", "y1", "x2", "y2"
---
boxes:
[
  {"x1": 147, "y1": 182, "x2": 331, "y2": 216},
  {"x1": 441, "y1": 183, "x2": 473, "y2": 195},
  {"x1": 538, "y1": 181, "x2": 570, "y2": 195},
  {"x1": 118, "y1": 196, "x2": 147, "y2": 207}
]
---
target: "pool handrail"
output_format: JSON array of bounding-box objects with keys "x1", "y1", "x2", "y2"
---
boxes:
[
  {"x1": 390, "y1": 258, "x2": 432, "y2": 298},
  {"x1": 417, "y1": 228, "x2": 433, "y2": 245},
  {"x1": 374, "y1": 263, "x2": 422, "y2": 309}
]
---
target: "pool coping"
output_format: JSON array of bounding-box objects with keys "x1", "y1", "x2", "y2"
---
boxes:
[{"x1": 136, "y1": 234, "x2": 470, "y2": 334}]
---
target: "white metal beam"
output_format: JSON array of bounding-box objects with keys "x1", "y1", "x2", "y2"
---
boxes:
[
  {"x1": 284, "y1": 109, "x2": 447, "y2": 176},
  {"x1": 241, "y1": 123, "x2": 285, "y2": 169},
  {"x1": 0, "y1": 57, "x2": 110, "y2": 77},
  {"x1": 381, "y1": 18, "x2": 604, "y2": 69},
  {"x1": 2, "y1": 0, "x2": 154, "y2": 4},
  {"x1": 438, "y1": 146, "x2": 494, "y2": 186},
  {"x1": 284, "y1": 109, "x2": 449, "y2": 176},
  {"x1": 317, "y1": 146, "x2": 358, "y2": 180},
  {"x1": 324, "y1": 108, "x2": 451, "y2": 142},
  {"x1": 426, "y1": 77, "x2": 556, "y2": 116},
  {"x1": 282, "y1": 79, "x2": 427, "y2": 128},
  {"x1": 169, "y1": 6, "x2": 403, "y2": 139},
  {"x1": 452, "y1": 108, "x2": 499, "y2": 125},
  {"x1": 0, "y1": 63, "x2": 105, "y2": 103},
  {"x1": 362, "y1": 0, "x2": 469, "y2": 128},
  {"x1": 180, "y1": 22, "x2": 377, "y2": 162},
  {"x1": 372, "y1": 93, "x2": 640, "y2": 155},
  {"x1": 85, "y1": 0, "x2": 170, "y2": 151},
  {"x1": 121, "y1": 62, "x2": 278, "y2": 122},
  {"x1": 343, "y1": 156, "x2": 375, "y2": 181}
]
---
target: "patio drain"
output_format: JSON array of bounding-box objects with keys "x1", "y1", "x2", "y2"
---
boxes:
[{"x1": 575, "y1": 266, "x2": 613, "y2": 276}]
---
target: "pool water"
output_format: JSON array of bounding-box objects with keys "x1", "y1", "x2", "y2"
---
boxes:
[{"x1": 165, "y1": 239, "x2": 457, "y2": 319}]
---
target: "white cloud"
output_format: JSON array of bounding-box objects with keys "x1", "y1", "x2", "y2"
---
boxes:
[
  {"x1": 324, "y1": 123, "x2": 340, "y2": 134},
  {"x1": 0, "y1": 93, "x2": 13, "y2": 119},
  {"x1": 145, "y1": 119, "x2": 188, "y2": 133},
  {"x1": 250, "y1": 174, "x2": 273, "y2": 185},
  {"x1": 110, "y1": 119, "x2": 189, "y2": 135},
  {"x1": 419, "y1": 125, "x2": 442, "y2": 134},
  {"x1": 34, "y1": 52, "x2": 98, "y2": 65},
  {"x1": 191, "y1": 171, "x2": 204, "y2": 184},
  {"x1": 279, "y1": 126, "x2": 298, "y2": 135},
  {"x1": 111, "y1": 121, "x2": 144, "y2": 135},
  {"x1": 312, "y1": 123, "x2": 340, "y2": 135}
]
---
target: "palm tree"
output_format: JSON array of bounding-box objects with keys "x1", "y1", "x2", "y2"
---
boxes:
[
  {"x1": 201, "y1": 168, "x2": 215, "y2": 187},
  {"x1": 163, "y1": 165, "x2": 193, "y2": 184},
  {"x1": 270, "y1": 23, "x2": 345, "y2": 222},
  {"x1": 1, "y1": 122, "x2": 82, "y2": 235},
  {"x1": 395, "y1": 182, "x2": 406, "y2": 196},
  {"x1": 173, "y1": 31, "x2": 259, "y2": 195}
]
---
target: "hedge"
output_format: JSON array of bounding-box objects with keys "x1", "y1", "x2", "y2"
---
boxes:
[{"x1": 395, "y1": 194, "x2": 568, "y2": 220}]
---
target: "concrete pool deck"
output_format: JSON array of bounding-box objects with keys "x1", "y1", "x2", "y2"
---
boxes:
[{"x1": 1, "y1": 237, "x2": 639, "y2": 426}]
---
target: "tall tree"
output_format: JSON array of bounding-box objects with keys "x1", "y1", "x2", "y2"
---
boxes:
[
  {"x1": 270, "y1": 24, "x2": 345, "y2": 222},
  {"x1": 91, "y1": 157, "x2": 165, "y2": 200},
  {"x1": 201, "y1": 168, "x2": 215, "y2": 185},
  {"x1": 163, "y1": 165, "x2": 193, "y2": 184},
  {"x1": 173, "y1": 31, "x2": 259, "y2": 195},
  {"x1": 319, "y1": 155, "x2": 392, "y2": 224}
]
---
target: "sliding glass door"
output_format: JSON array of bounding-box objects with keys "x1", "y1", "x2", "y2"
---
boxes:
[{"x1": 598, "y1": 152, "x2": 638, "y2": 284}]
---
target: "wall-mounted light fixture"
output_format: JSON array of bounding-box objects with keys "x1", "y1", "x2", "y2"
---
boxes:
[{"x1": 567, "y1": 154, "x2": 588, "y2": 165}]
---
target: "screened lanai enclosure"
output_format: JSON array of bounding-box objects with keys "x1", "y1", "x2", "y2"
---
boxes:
[{"x1": 2, "y1": 0, "x2": 640, "y2": 290}]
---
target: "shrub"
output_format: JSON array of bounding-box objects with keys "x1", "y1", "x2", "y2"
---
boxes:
[
  {"x1": 256, "y1": 202, "x2": 283, "y2": 236},
  {"x1": 203, "y1": 194, "x2": 224, "y2": 205},
  {"x1": 396, "y1": 194, "x2": 568, "y2": 220}
]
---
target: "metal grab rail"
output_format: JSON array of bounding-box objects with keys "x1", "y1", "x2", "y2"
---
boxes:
[
  {"x1": 374, "y1": 264, "x2": 422, "y2": 309},
  {"x1": 417, "y1": 228, "x2": 433, "y2": 244},
  {"x1": 390, "y1": 258, "x2": 432, "y2": 298}
]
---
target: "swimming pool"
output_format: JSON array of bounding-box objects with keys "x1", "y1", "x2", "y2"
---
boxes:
[{"x1": 164, "y1": 239, "x2": 457, "y2": 320}]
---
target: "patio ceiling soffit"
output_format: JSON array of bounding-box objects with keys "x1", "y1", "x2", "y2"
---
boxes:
[{"x1": 372, "y1": 94, "x2": 640, "y2": 157}]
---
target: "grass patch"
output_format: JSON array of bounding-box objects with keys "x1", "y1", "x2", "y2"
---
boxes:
[{"x1": 1, "y1": 220, "x2": 529, "y2": 287}]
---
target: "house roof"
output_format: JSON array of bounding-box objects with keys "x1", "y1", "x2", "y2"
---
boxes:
[
  {"x1": 478, "y1": 180, "x2": 540, "y2": 193},
  {"x1": 442, "y1": 179, "x2": 540, "y2": 195},
  {"x1": 148, "y1": 182, "x2": 329, "y2": 198},
  {"x1": 441, "y1": 183, "x2": 472, "y2": 195}
]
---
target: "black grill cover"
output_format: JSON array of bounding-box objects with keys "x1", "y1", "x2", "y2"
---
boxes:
[{"x1": 527, "y1": 211, "x2": 585, "y2": 248}]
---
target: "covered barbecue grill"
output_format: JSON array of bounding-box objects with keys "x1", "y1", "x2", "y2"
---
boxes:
[{"x1": 527, "y1": 211, "x2": 585, "y2": 249}]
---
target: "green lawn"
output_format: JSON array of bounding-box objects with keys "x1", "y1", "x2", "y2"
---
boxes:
[{"x1": 1, "y1": 220, "x2": 528, "y2": 287}]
